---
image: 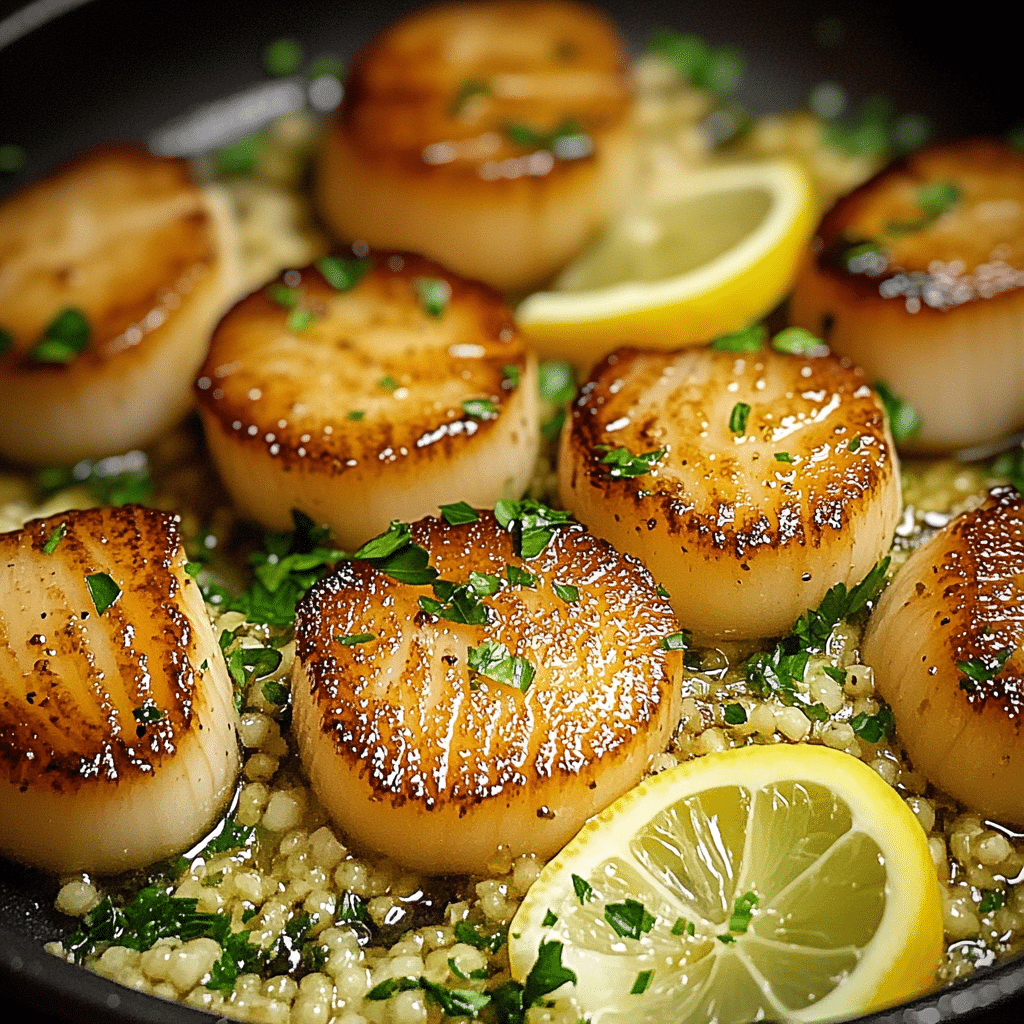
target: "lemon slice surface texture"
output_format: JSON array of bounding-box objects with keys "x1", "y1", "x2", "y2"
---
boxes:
[
  {"x1": 515, "y1": 159, "x2": 815, "y2": 373},
  {"x1": 508, "y1": 743, "x2": 943, "y2": 1024}
]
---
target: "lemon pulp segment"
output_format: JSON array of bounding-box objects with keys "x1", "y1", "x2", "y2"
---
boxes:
[
  {"x1": 508, "y1": 744, "x2": 943, "y2": 1024},
  {"x1": 515, "y1": 159, "x2": 816, "y2": 372}
]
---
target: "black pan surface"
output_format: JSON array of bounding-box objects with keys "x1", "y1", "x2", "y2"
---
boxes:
[{"x1": 1, "y1": 1, "x2": 1021, "y2": 1022}]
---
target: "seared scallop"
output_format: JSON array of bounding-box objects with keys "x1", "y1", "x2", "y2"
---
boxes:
[
  {"x1": 195, "y1": 250, "x2": 539, "y2": 551},
  {"x1": 861, "y1": 485, "x2": 1024, "y2": 826},
  {"x1": 315, "y1": 0, "x2": 636, "y2": 293},
  {"x1": 0, "y1": 504, "x2": 240, "y2": 875},
  {"x1": 290, "y1": 507, "x2": 684, "y2": 875},
  {"x1": 558, "y1": 341, "x2": 901, "y2": 640},
  {"x1": 789, "y1": 138, "x2": 1024, "y2": 454},
  {"x1": 0, "y1": 142, "x2": 241, "y2": 465}
]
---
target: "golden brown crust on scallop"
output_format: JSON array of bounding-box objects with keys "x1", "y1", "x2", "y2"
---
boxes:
[
  {"x1": 291, "y1": 510, "x2": 683, "y2": 872},
  {"x1": 559, "y1": 344, "x2": 901, "y2": 639},
  {"x1": 315, "y1": 0, "x2": 635, "y2": 291},
  {"x1": 0, "y1": 505, "x2": 224, "y2": 789},
  {"x1": 789, "y1": 139, "x2": 1024, "y2": 453},
  {"x1": 194, "y1": 249, "x2": 539, "y2": 548},
  {"x1": 0, "y1": 142, "x2": 220, "y2": 368},
  {"x1": 862, "y1": 486, "x2": 1024, "y2": 825}
]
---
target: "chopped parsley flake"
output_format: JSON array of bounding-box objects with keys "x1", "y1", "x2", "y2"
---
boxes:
[
  {"x1": 596, "y1": 445, "x2": 667, "y2": 479},
  {"x1": 85, "y1": 572, "x2": 120, "y2": 615},
  {"x1": 467, "y1": 640, "x2": 535, "y2": 692},
  {"x1": 42, "y1": 522, "x2": 66, "y2": 554},
  {"x1": 553, "y1": 582, "x2": 580, "y2": 603},
  {"x1": 572, "y1": 874, "x2": 594, "y2": 903},
  {"x1": 265, "y1": 282, "x2": 300, "y2": 308},
  {"x1": 710, "y1": 323, "x2": 765, "y2": 352},
  {"x1": 874, "y1": 380, "x2": 922, "y2": 444},
  {"x1": 958, "y1": 647, "x2": 1013, "y2": 694},
  {"x1": 132, "y1": 699, "x2": 164, "y2": 725},
  {"x1": 29, "y1": 307, "x2": 90, "y2": 364},
  {"x1": 849, "y1": 703, "x2": 895, "y2": 742},
  {"x1": 337, "y1": 632, "x2": 376, "y2": 645},
  {"x1": 462, "y1": 397, "x2": 499, "y2": 420},
  {"x1": 414, "y1": 276, "x2": 451, "y2": 318},
  {"x1": 774, "y1": 452, "x2": 793, "y2": 463},
  {"x1": 771, "y1": 326, "x2": 828, "y2": 356},
  {"x1": 450, "y1": 77, "x2": 491, "y2": 116},
  {"x1": 522, "y1": 939, "x2": 577, "y2": 1008},
  {"x1": 648, "y1": 28, "x2": 744, "y2": 101},
  {"x1": 671, "y1": 917, "x2": 696, "y2": 936},
  {"x1": 724, "y1": 702, "x2": 747, "y2": 725},
  {"x1": 440, "y1": 501, "x2": 479, "y2": 525},
  {"x1": 493, "y1": 498, "x2": 573, "y2": 559},
  {"x1": 286, "y1": 306, "x2": 317, "y2": 334},
  {"x1": 353, "y1": 521, "x2": 438, "y2": 586},
  {"x1": 659, "y1": 631, "x2": 691, "y2": 651},
  {"x1": 316, "y1": 255, "x2": 369, "y2": 291},
  {"x1": 887, "y1": 179, "x2": 962, "y2": 235},
  {"x1": 631, "y1": 969, "x2": 654, "y2": 995},
  {"x1": 501, "y1": 364, "x2": 521, "y2": 388},
  {"x1": 542, "y1": 909, "x2": 558, "y2": 927},
  {"x1": 605, "y1": 898, "x2": 655, "y2": 940},
  {"x1": 377, "y1": 375, "x2": 399, "y2": 392},
  {"x1": 729, "y1": 402, "x2": 751, "y2": 434}
]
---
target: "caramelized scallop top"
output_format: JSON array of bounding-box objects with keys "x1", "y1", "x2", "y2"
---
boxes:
[
  {"x1": 293, "y1": 511, "x2": 681, "y2": 812},
  {"x1": 0, "y1": 142, "x2": 220, "y2": 370},
  {"x1": 338, "y1": 0, "x2": 632, "y2": 180},
  {"x1": 809, "y1": 139, "x2": 1024, "y2": 313},
  {"x1": 0, "y1": 505, "x2": 223, "y2": 791},
  {"x1": 195, "y1": 250, "x2": 531, "y2": 474}
]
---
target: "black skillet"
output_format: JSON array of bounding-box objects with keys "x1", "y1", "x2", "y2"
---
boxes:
[{"x1": 1, "y1": 1, "x2": 1021, "y2": 1021}]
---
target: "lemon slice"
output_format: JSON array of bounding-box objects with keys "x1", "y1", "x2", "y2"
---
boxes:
[
  {"x1": 515, "y1": 159, "x2": 816, "y2": 373},
  {"x1": 508, "y1": 744, "x2": 943, "y2": 1024}
]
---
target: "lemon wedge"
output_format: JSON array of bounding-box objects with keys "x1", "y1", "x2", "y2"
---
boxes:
[
  {"x1": 508, "y1": 743, "x2": 943, "y2": 1024},
  {"x1": 515, "y1": 159, "x2": 816, "y2": 374}
]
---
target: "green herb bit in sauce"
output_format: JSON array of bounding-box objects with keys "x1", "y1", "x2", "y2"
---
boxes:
[
  {"x1": 0, "y1": 326, "x2": 13, "y2": 355},
  {"x1": 212, "y1": 131, "x2": 265, "y2": 176},
  {"x1": 671, "y1": 917, "x2": 696, "y2": 936},
  {"x1": 316, "y1": 255, "x2": 369, "y2": 291},
  {"x1": 596, "y1": 445, "x2": 667, "y2": 479},
  {"x1": 774, "y1": 452, "x2": 793, "y2": 463},
  {"x1": 771, "y1": 326, "x2": 828, "y2": 356},
  {"x1": 729, "y1": 402, "x2": 751, "y2": 434},
  {"x1": 29, "y1": 307, "x2": 90, "y2": 364},
  {"x1": 553, "y1": 582, "x2": 580, "y2": 603},
  {"x1": 265, "y1": 282, "x2": 300, "y2": 308},
  {"x1": 503, "y1": 119, "x2": 592, "y2": 160},
  {"x1": 505, "y1": 564, "x2": 536, "y2": 588},
  {"x1": 542, "y1": 909, "x2": 559, "y2": 927},
  {"x1": 42, "y1": 522, "x2": 67, "y2": 554},
  {"x1": 263, "y1": 37, "x2": 304, "y2": 77},
  {"x1": 201, "y1": 510, "x2": 344, "y2": 627},
  {"x1": 521, "y1": 939, "x2": 577, "y2": 1009},
  {"x1": 262, "y1": 680, "x2": 289, "y2": 706},
  {"x1": 660, "y1": 631, "x2": 691, "y2": 651},
  {"x1": 539, "y1": 360, "x2": 577, "y2": 406},
  {"x1": 979, "y1": 889, "x2": 1008, "y2": 913},
  {"x1": 462, "y1": 397, "x2": 499, "y2": 420},
  {"x1": 85, "y1": 572, "x2": 120, "y2": 615},
  {"x1": 710, "y1": 323, "x2": 765, "y2": 352},
  {"x1": 420, "y1": 578, "x2": 490, "y2": 626},
  {"x1": 501, "y1": 364, "x2": 521, "y2": 388},
  {"x1": 874, "y1": 380, "x2": 922, "y2": 443},
  {"x1": 414, "y1": 276, "x2": 451, "y2": 318},
  {"x1": 724, "y1": 702, "x2": 747, "y2": 725},
  {"x1": 453, "y1": 919, "x2": 506, "y2": 953},
  {"x1": 850, "y1": 703, "x2": 895, "y2": 742},
  {"x1": 347, "y1": 410, "x2": 365, "y2": 421},
  {"x1": 377, "y1": 375, "x2": 399, "y2": 392},
  {"x1": 37, "y1": 451, "x2": 152, "y2": 507},
  {"x1": 631, "y1": 969, "x2": 654, "y2": 995},
  {"x1": 648, "y1": 29, "x2": 744, "y2": 101}
]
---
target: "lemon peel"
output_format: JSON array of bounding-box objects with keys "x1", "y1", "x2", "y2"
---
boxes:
[
  {"x1": 515, "y1": 159, "x2": 816, "y2": 374},
  {"x1": 508, "y1": 743, "x2": 943, "y2": 1024}
]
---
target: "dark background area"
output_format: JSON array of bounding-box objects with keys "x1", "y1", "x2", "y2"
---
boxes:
[{"x1": 1, "y1": 0, "x2": 1022, "y2": 1022}]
